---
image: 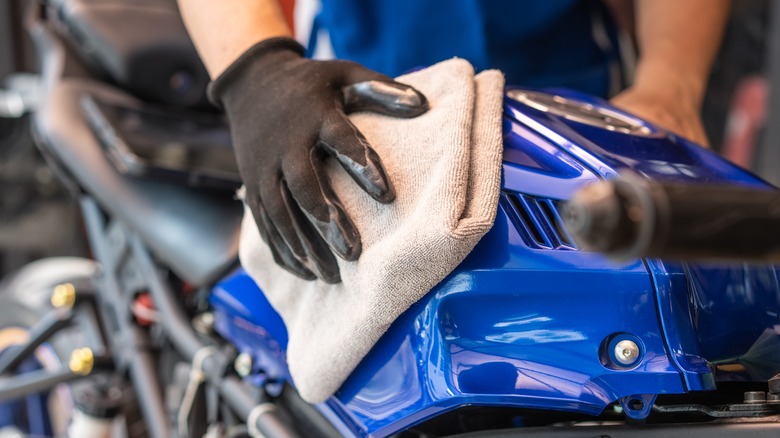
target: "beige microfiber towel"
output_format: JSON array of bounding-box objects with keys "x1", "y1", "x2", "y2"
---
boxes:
[{"x1": 240, "y1": 58, "x2": 505, "y2": 403}]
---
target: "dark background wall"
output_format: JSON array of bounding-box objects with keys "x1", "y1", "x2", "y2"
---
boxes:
[
  {"x1": 0, "y1": 2, "x2": 15, "y2": 80},
  {"x1": 0, "y1": 1, "x2": 86, "y2": 276}
]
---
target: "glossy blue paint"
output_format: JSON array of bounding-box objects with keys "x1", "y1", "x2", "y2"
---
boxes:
[
  {"x1": 210, "y1": 88, "x2": 780, "y2": 437},
  {"x1": 334, "y1": 231, "x2": 684, "y2": 436},
  {"x1": 682, "y1": 264, "x2": 780, "y2": 367},
  {"x1": 650, "y1": 260, "x2": 780, "y2": 387},
  {"x1": 619, "y1": 394, "x2": 657, "y2": 420},
  {"x1": 210, "y1": 270, "x2": 290, "y2": 389},
  {"x1": 503, "y1": 89, "x2": 768, "y2": 187}
]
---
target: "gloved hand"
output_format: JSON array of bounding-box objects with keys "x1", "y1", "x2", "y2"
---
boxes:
[{"x1": 208, "y1": 37, "x2": 428, "y2": 283}]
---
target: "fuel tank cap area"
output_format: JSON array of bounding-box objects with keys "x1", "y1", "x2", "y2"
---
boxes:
[{"x1": 507, "y1": 89, "x2": 653, "y2": 136}]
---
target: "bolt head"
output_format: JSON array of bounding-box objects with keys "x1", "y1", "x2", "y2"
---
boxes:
[
  {"x1": 234, "y1": 353, "x2": 253, "y2": 377},
  {"x1": 614, "y1": 340, "x2": 640, "y2": 366},
  {"x1": 193, "y1": 312, "x2": 215, "y2": 335},
  {"x1": 51, "y1": 283, "x2": 76, "y2": 309},
  {"x1": 69, "y1": 348, "x2": 94, "y2": 375}
]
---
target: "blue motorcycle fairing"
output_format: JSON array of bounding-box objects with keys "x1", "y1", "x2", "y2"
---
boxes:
[{"x1": 210, "y1": 88, "x2": 780, "y2": 437}]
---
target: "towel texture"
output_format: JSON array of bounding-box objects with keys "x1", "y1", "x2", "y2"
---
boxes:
[{"x1": 240, "y1": 58, "x2": 505, "y2": 402}]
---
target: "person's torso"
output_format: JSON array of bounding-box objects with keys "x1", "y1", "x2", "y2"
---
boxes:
[{"x1": 314, "y1": 0, "x2": 620, "y2": 97}]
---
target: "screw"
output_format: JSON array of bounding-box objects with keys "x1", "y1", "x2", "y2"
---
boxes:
[
  {"x1": 234, "y1": 353, "x2": 253, "y2": 377},
  {"x1": 614, "y1": 340, "x2": 640, "y2": 366},
  {"x1": 51, "y1": 283, "x2": 76, "y2": 309},
  {"x1": 192, "y1": 312, "x2": 215, "y2": 335},
  {"x1": 69, "y1": 348, "x2": 95, "y2": 375}
]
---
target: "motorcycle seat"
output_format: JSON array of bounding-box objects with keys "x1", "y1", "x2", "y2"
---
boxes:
[{"x1": 32, "y1": 77, "x2": 242, "y2": 286}]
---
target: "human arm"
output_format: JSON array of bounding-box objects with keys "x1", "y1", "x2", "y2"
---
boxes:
[
  {"x1": 177, "y1": 1, "x2": 429, "y2": 283},
  {"x1": 177, "y1": 0, "x2": 291, "y2": 78},
  {"x1": 610, "y1": 0, "x2": 731, "y2": 146}
]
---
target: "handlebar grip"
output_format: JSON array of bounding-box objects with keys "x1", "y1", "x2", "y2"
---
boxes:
[{"x1": 562, "y1": 174, "x2": 780, "y2": 262}]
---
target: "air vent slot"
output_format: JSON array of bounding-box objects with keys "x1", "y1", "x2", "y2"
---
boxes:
[{"x1": 502, "y1": 192, "x2": 578, "y2": 250}]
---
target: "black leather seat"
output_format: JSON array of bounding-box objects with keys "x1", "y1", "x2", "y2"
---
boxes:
[{"x1": 32, "y1": 76, "x2": 242, "y2": 286}]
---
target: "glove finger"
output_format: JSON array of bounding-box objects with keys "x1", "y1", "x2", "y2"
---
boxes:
[
  {"x1": 340, "y1": 63, "x2": 428, "y2": 118},
  {"x1": 260, "y1": 180, "x2": 341, "y2": 283},
  {"x1": 343, "y1": 80, "x2": 429, "y2": 118},
  {"x1": 247, "y1": 194, "x2": 316, "y2": 280},
  {"x1": 259, "y1": 178, "x2": 310, "y2": 258},
  {"x1": 320, "y1": 110, "x2": 395, "y2": 204},
  {"x1": 282, "y1": 148, "x2": 361, "y2": 261},
  {"x1": 279, "y1": 180, "x2": 342, "y2": 283}
]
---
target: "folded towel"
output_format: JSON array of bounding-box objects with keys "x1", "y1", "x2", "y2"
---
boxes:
[{"x1": 240, "y1": 58, "x2": 505, "y2": 402}]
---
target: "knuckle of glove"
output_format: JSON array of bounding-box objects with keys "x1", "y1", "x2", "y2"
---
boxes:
[{"x1": 214, "y1": 38, "x2": 421, "y2": 282}]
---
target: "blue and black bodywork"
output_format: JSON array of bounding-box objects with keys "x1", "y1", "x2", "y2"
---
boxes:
[{"x1": 211, "y1": 88, "x2": 780, "y2": 437}]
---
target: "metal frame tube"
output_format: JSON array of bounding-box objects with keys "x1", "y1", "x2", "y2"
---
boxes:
[
  {"x1": 0, "y1": 307, "x2": 74, "y2": 375},
  {"x1": 0, "y1": 368, "x2": 83, "y2": 403},
  {"x1": 80, "y1": 197, "x2": 172, "y2": 438},
  {"x1": 129, "y1": 349, "x2": 172, "y2": 438},
  {"x1": 82, "y1": 195, "x2": 298, "y2": 437},
  {"x1": 129, "y1": 224, "x2": 299, "y2": 438}
]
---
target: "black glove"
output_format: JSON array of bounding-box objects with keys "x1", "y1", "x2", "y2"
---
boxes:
[{"x1": 208, "y1": 37, "x2": 428, "y2": 283}]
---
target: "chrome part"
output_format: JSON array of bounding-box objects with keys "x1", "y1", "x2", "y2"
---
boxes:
[
  {"x1": 192, "y1": 312, "x2": 216, "y2": 335},
  {"x1": 234, "y1": 352, "x2": 253, "y2": 378},
  {"x1": 745, "y1": 391, "x2": 768, "y2": 404},
  {"x1": 0, "y1": 74, "x2": 42, "y2": 117},
  {"x1": 613, "y1": 339, "x2": 640, "y2": 366},
  {"x1": 0, "y1": 89, "x2": 24, "y2": 118},
  {"x1": 507, "y1": 89, "x2": 653, "y2": 136}
]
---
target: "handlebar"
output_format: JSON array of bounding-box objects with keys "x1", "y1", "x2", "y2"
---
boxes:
[{"x1": 562, "y1": 174, "x2": 780, "y2": 262}]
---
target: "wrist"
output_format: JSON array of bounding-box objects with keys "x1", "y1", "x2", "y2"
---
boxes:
[
  {"x1": 206, "y1": 31, "x2": 289, "y2": 78},
  {"x1": 631, "y1": 56, "x2": 708, "y2": 109},
  {"x1": 177, "y1": 0, "x2": 294, "y2": 79},
  {"x1": 208, "y1": 37, "x2": 305, "y2": 108}
]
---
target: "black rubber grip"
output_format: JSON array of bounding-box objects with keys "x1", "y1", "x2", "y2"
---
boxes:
[{"x1": 563, "y1": 175, "x2": 780, "y2": 262}]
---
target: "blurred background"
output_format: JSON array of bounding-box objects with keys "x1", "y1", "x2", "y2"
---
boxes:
[
  {"x1": 0, "y1": 0, "x2": 776, "y2": 276},
  {"x1": 0, "y1": 0, "x2": 88, "y2": 276}
]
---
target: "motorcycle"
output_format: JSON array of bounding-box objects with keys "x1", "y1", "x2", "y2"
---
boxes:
[{"x1": 2, "y1": 1, "x2": 780, "y2": 437}]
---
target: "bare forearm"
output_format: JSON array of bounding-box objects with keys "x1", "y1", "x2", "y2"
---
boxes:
[
  {"x1": 633, "y1": 0, "x2": 730, "y2": 106},
  {"x1": 177, "y1": 0, "x2": 292, "y2": 78},
  {"x1": 611, "y1": 0, "x2": 730, "y2": 146}
]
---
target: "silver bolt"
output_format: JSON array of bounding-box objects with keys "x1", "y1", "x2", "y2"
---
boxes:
[
  {"x1": 614, "y1": 340, "x2": 640, "y2": 366},
  {"x1": 192, "y1": 312, "x2": 215, "y2": 335},
  {"x1": 234, "y1": 353, "x2": 253, "y2": 377}
]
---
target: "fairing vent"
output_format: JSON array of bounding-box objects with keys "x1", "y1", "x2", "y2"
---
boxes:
[{"x1": 501, "y1": 192, "x2": 578, "y2": 250}]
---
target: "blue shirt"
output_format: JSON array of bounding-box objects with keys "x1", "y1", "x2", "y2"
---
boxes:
[{"x1": 314, "y1": 0, "x2": 619, "y2": 98}]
